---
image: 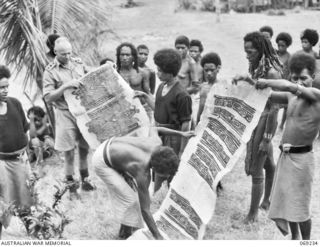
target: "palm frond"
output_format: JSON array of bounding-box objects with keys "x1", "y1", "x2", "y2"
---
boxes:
[
  {"x1": 0, "y1": 0, "x2": 113, "y2": 92},
  {"x1": 38, "y1": 0, "x2": 110, "y2": 37},
  {"x1": 39, "y1": 0, "x2": 113, "y2": 65},
  {"x1": 0, "y1": 0, "x2": 48, "y2": 90}
]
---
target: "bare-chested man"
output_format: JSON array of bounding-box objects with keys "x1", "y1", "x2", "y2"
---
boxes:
[
  {"x1": 196, "y1": 52, "x2": 221, "y2": 124},
  {"x1": 259, "y1": 26, "x2": 273, "y2": 41},
  {"x1": 175, "y1": 35, "x2": 199, "y2": 94},
  {"x1": 116, "y1": 42, "x2": 150, "y2": 94},
  {"x1": 137, "y1": 44, "x2": 156, "y2": 95},
  {"x1": 233, "y1": 31, "x2": 283, "y2": 223},
  {"x1": 189, "y1": 39, "x2": 204, "y2": 83},
  {"x1": 92, "y1": 126, "x2": 194, "y2": 239},
  {"x1": 239, "y1": 52, "x2": 320, "y2": 240},
  {"x1": 189, "y1": 39, "x2": 204, "y2": 126},
  {"x1": 276, "y1": 32, "x2": 293, "y2": 129},
  {"x1": 299, "y1": 29, "x2": 319, "y2": 59}
]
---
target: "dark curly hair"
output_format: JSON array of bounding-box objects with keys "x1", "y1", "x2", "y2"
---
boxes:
[
  {"x1": 190, "y1": 39, "x2": 204, "y2": 53},
  {"x1": 153, "y1": 48, "x2": 182, "y2": 76},
  {"x1": 175, "y1": 35, "x2": 190, "y2": 48},
  {"x1": 200, "y1": 52, "x2": 221, "y2": 67},
  {"x1": 259, "y1": 26, "x2": 273, "y2": 37},
  {"x1": 46, "y1": 34, "x2": 60, "y2": 57},
  {"x1": 116, "y1": 42, "x2": 139, "y2": 73},
  {"x1": 27, "y1": 106, "x2": 46, "y2": 118},
  {"x1": 301, "y1": 29, "x2": 319, "y2": 46},
  {"x1": 244, "y1": 31, "x2": 282, "y2": 77},
  {"x1": 276, "y1": 32, "x2": 293, "y2": 47},
  {"x1": 150, "y1": 146, "x2": 179, "y2": 176},
  {"x1": 289, "y1": 52, "x2": 316, "y2": 76},
  {"x1": 0, "y1": 65, "x2": 11, "y2": 80}
]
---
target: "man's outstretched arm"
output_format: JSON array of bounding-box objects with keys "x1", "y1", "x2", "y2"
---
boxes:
[
  {"x1": 136, "y1": 176, "x2": 163, "y2": 239},
  {"x1": 257, "y1": 79, "x2": 320, "y2": 102}
]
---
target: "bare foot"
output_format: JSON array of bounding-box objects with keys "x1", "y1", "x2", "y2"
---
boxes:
[
  {"x1": 244, "y1": 213, "x2": 258, "y2": 224},
  {"x1": 260, "y1": 200, "x2": 270, "y2": 211}
]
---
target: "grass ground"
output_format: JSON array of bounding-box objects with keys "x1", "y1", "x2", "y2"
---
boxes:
[{"x1": 3, "y1": 0, "x2": 320, "y2": 240}]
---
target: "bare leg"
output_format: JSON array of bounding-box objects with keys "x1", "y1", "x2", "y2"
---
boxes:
[
  {"x1": 289, "y1": 222, "x2": 300, "y2": 240},
  {"x1": 244, "y1": 180, "x2": 263, "y2": 224},
  {"x1": 299, "y1": 219, "x2": 311, "y2": 240},
  {"x1": 260, "y1": 152, "x2": 275, "y2": 210},
  {"x1": 245, "y1": 153, "x2": 267, "y2": 224}
]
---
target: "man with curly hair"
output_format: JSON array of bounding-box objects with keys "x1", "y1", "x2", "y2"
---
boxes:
[
  {"x1": 135, "y1": 48, "x2": 192, "y2": 192},
  {"x1": 0, "y1": 65, "x2": 33, "y2": 238},
  {"x1": 300, "y1": 29, "x2": 319, "y2": 59},
  {"x1": 276, "y1": 32, "x2": 293, "y2": 129},
  {"x1": 93, "y1": 126, "x2": 194, "y2": 239},
  {"x1": 189, "y1": 39, "x2": 204, "y2": 83},
  {"x1": 250, "y1": 52, "x2": 320, "y2": 240},
  {"x1": 259, "y1": 26, "x2": 274, "y2": 41},
  {"x1": 175, "y1": 36, "x2": 199, "y2": 94},
  {"x1": 196, "y1": 52, "x2": 222, "y2": 124},
  {"x1": 233, "y1": 31, "x2": 283, "y2": 224},
  {"x1": 137, "y1": 44, "x2": 156, "y2": 95},
  {"x1": 196, "y1": 52, "x2": 224, "y2": 194},
  {"x1": 189, "y1": 39, "x2": 204, "y2": 128}
]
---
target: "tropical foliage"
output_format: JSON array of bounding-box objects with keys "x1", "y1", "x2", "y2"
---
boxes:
[{"x1": 0, "y1": 0, "x2": 112, "y2": 91}]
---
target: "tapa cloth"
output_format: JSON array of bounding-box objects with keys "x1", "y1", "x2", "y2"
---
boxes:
[
  {"x1": 0, "y1": 152, "x2": 33, "y2": 228},
  {"x1": 92, "y1": 140, "x2": 144, "y2": 228},
  {"x1": 268, "y1": 151, "x2": 315, "y2": 235}
]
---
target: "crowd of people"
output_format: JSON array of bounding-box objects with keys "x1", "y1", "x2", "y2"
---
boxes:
[{"x1": 0, "y1": 25, "x2": 320, "y2": 240}]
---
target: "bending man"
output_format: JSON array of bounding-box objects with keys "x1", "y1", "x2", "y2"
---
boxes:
[{"x1": 92, "y1": 126, "x2": 194, "y2": 239}]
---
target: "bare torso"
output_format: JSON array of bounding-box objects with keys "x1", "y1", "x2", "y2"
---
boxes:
[
  {"x1": 178, "y1": 56, "x2": 195, "y2": 89},
  {"x1": 278, "y1": 52, "x2": 290, "y2": 65},
  {"x1": 282, "y1": 95, "x2": 320, "y2": 145},
  {"x1": 108, "y1": 136, "x2": 161, "y2": 178},
  {"x1": 120, "y1": 68, "x2": 149, "y2": 93},
  {"x1": 139, "y1": 65, "x2": 156, "y2": 94}
]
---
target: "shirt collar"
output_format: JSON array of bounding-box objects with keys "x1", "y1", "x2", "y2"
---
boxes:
[{"x1": 54, "y1": 57, "x2": 71, "y2": 69}]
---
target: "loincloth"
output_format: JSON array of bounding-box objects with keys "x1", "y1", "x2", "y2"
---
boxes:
[{"x1": 268, "y1": 151, "x2": 315, "y2": 235}]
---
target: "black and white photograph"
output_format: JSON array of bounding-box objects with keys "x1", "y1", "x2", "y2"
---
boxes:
[{"x1": 0, "y1": 0, "x2": 320, "y2": 243}]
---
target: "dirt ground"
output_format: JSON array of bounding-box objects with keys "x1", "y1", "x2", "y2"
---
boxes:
[{"x1": 3, "y1": 0, "x2": 320, "y2": 240}]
